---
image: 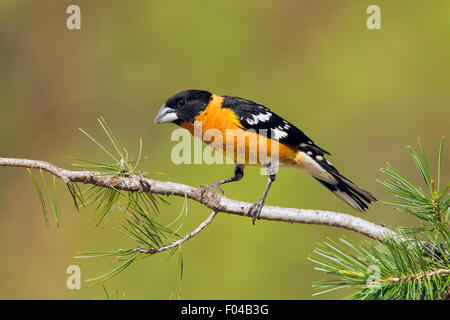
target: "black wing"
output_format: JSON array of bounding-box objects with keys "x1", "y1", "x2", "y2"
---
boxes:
[{"x1": 222, "y1": 95, "x2": 330, "y2": 155}]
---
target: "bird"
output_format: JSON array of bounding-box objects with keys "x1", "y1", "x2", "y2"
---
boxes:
[{"x1": 154, "y1": 89, "x2": 376, "y2": 223}]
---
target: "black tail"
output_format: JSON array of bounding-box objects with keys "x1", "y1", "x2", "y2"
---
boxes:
[{"x1": 313, "y1": 159, "x2": 377, "y2": 212}]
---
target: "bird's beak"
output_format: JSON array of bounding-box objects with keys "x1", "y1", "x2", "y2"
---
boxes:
[{"x1": 154, "y1": 105, "x2": 178, "y2": 124}]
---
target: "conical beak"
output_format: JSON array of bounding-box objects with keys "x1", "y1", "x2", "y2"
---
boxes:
[{"x1": 154, "y1": 105, "x2": 178, "y2": 124}]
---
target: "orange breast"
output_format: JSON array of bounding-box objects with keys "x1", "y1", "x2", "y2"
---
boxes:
[{"x1": 180, "y1": 94, "x2": 298, "y2": 166}]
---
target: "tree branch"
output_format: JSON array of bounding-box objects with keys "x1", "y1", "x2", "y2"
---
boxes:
[
  {"x1": 0, "y1": 157, "x2": 397, "y2": 242},
  {"x1": 136, "y1": 211, "x2": 218, "y2": 254},
  {"x1": 388, "y1": 268, "x2": 450, "y2": 283}
]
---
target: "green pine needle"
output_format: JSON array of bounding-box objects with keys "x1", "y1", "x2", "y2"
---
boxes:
[
  {"x1": 310, "y1": 137, "x2": 449, "y2": 300},
  {"x1": 27, "y1": 169, "x2": 49, "y2": 229},
  {"x1": 27, "y1": 169, "x2": 61, "y2": 229}
]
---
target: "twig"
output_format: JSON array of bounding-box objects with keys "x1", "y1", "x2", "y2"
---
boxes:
[
  {"x1": 136, "y1": 211, "x2": 218, "y2": 254},
  {"x1": 388, "y1": 268, "x2": 450, "y2": 283},
  {"x1": 0, "y1": 157, "x2": 397, "y2": 242}
]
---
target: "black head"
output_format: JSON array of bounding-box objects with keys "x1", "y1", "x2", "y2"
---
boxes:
[{"x1": 154, "y1": 90, "x2": 212, "y2": 125}]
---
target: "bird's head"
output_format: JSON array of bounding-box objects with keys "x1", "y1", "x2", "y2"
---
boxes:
[{"x1": 154, "y1": 90, "x2": 212, "y2": 125}]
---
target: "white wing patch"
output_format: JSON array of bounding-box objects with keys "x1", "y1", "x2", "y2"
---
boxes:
[
  {"x1": 246, "y1": 111, "x2": 272, "y2": 125},
  {"x1": 256, "y1": 112, "x2": 272, "y2": 122},
  {"x1": 271, "y1": 128, "x2": 288, "y2": 140}
]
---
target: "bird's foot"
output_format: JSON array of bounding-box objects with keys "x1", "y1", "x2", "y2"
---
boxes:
[
  {"x1": 200, "y1": 181, "x2": 225, "y2": 195},
  {"x1": 248, "y1": 199, "x2": 264, "y2": 225}
]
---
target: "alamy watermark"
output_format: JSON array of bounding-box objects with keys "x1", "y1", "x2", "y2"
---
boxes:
[
  {"x1": 66, "y1": 265, "x2": 81, "y2": 290},
  {"x1": 170, "y1": 121, "x2": 280, "y2": 174},
  {"x1": 66, "y1": 5, "x2": 81, "y2": 30},
  {"x1": 366, "y1": 265, "x2": 381, "y2": 289},
  {"x1": 367, "y1": 5, "x2": 381, "y2": 30}
]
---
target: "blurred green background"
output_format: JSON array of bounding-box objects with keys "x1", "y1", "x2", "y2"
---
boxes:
[{"x1": 0, "y1": 0, "x2": 448, "y2": 299}]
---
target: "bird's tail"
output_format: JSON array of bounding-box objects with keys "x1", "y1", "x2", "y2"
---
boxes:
[
  {"x1": 314, "y1": 175, "x2": 376, "y2": 212},
  {"x1": 296, "y1": 151, "x2": 377, "y2": 212}
]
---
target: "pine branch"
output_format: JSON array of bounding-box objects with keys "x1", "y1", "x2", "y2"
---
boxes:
[
  {"x1": 135, "y1": 211, "x2": 218, "y2": 255},
  {"x1": 0, "y1": 157, "x2": 396, "y2": 242},
  {"x1": 309, "y1": 137, "x2": 449, "y2": 300},
  {"x1": 387, "y1": 268, "x2": 450, "y2": 283}
]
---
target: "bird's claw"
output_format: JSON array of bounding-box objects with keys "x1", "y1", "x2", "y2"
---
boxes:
[
  {"x1": 200, "y1": 182, "x2": 225, "y2": 195},
  {"x1": 248, "y1": 200, "x2": 264, "y2": 225}
]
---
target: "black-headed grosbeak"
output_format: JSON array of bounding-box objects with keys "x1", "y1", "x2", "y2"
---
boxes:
[{"x1": 155, "y1": 90, "x2": 376, "y2": 223}]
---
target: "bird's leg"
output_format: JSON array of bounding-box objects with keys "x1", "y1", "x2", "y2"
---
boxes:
[
  {"x1": 201, "y1": 164, "x2": 244, "y2": 194},
  {"x1": 248, "y1": 164, "x2": 276, "y2": 224}
]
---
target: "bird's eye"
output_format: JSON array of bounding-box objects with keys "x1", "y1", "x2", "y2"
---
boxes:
[{"x1": 178, "y1": 99, "x2": 186, "y2": 107}]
